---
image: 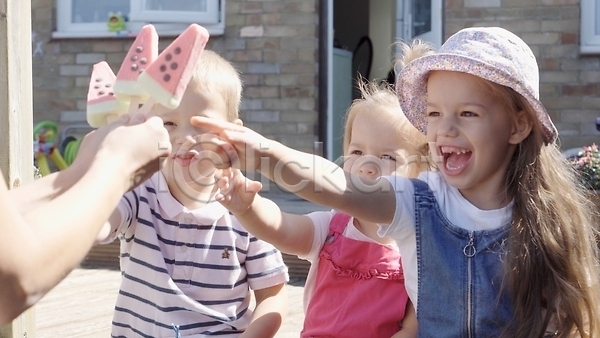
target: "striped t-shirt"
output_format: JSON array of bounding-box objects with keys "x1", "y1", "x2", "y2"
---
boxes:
[{"x1": 100, "y1": 172, "x2": 289, "y2": 337}]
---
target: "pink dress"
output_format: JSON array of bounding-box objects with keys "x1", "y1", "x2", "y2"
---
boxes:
[{"x1": 301, "y1": 212, "x2": 409, "y2": 338}]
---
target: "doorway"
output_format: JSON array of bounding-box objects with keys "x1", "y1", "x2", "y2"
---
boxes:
[{"x1": 321, "y1": 0, "x2": 442, "y2": 161}]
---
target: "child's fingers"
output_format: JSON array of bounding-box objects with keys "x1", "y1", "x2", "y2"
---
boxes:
[
  {"x1": 218, "y1": 176, "x2": 231, "y2": 193},
  {"x1": 245, "y1": 179, "x2": 262, "y2": 194},
  {"x1": 198, "y1": 133, "x2": 240, "y2": 169},
  {"x1": 191, "y1": 116, "x2": 241, "y2": 135},
  {"x1": 214, "y1": 191, "x2": 232, "y2": 205},
  {"x1": 129, "y1": 113, "x2": 147, "y2": 125}
]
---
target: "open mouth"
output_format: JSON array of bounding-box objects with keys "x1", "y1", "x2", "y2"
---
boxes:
[
  {"x1": 174, "y1": 151, "x2": 199, "y2": 167},
  {"x1": 440, "y1": 146, "x2": 472, "y2": 172}
]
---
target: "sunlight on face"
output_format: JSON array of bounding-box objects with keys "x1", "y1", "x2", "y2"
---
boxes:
[
  {"x1": 156, "y1": 86, "x2": 231, "y2": 192},
  {"x1": 343, "y1": 110, "x2": 419, "y2": 181},
  {"x1": 425, "y1": 70, "x2": 517, "y2": 201}
]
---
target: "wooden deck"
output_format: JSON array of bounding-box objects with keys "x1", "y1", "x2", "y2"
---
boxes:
[
  {"x1": 35, "y1": 267, "x2": 305, "y2": 337},
  {"x1": 35, "y1": 193, "x2": 322, "y2": 336},
  {"x1": 36, "y1": 268, "x2": 120, "y2": 338}
]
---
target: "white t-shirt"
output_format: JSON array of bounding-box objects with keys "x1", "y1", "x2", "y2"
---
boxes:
[
  {"x1": 377, "y1": 171, "x2": 512, "y2": 310},
  {"x1": 300, "y1": 210, "x2": 398, "y2": 313}
]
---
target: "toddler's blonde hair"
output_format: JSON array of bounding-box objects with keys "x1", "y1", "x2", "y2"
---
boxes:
[
  {"x1": 188, "y1": 50, "x2": 242, "y2": 122},
  {"x1": 343, "y1": 79, "x2": 429, "y2": 177}
]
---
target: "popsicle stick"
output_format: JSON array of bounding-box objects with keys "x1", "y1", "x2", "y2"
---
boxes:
[
  {"x1": 136, "y1": 97, "x2": 157, "y2": 117},
  {"x1": 127, "y1": 96, "x2": 140, "y2": 116}
]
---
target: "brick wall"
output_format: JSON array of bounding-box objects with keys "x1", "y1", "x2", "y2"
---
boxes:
[
  {"x1": 445, "y1": 0, "x2": 600, "y2": 150},
  {"x1": 31, "y1": 0, "x2": 319, "y2": 154}
]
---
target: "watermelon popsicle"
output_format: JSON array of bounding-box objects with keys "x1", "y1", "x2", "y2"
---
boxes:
[
  {"x1": 86, "y1": 61, "x2": 128, "y2": 128},
  {"x1": 137, "y1": 24, "x2": 209, "y2": 114},
  {"x1": 114, "y1": 24, "x2": 158, "y2": 114}
]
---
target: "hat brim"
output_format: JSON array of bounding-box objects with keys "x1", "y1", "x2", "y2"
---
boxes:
[{"x1": 397, "y1": 53, "x2": 558, "y2": 143}]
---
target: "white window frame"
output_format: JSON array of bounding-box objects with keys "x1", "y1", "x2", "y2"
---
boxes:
[
  {"x1": 53, "y1": 0, "x2": 224, "y2": 39},
  {"x1": 395, "y1": 0, "x2": 442, "y2": 49},
  {"x1": 581, "y1": 0, "x2": 600, "y2": 54},
  {"x1": 129, "y1": 0, "x2": 220, "y2": 24}
]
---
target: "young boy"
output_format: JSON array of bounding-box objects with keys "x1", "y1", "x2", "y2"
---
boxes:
[{"x1": 97, "y1": 50, "x2": 289, "y2": 338}]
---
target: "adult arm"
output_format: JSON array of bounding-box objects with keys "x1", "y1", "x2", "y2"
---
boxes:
[{"x1": 0, "y1": 115, "x2": 169, "y2": 324}]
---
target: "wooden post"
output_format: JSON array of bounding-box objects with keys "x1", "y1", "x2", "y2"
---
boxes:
[{"x1": 0, "y1": 0, "x2": 35, "y2": 336}]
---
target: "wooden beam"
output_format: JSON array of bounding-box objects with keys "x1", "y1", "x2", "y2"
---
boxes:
[{"x1": 0, "y1": 0, "x2": 35, "y2": 336}]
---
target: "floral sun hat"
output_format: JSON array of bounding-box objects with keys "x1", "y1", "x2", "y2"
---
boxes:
[{"x1": 396, "y1": 26, "x2": 558, "y2": 143}]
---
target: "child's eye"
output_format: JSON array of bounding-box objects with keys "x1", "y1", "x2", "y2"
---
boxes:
[
  {"x1": 164, "y1": 121, "x2": 176, "y2": 127},
  {"x1": 461, "y1": 111, "x2": 477, "y2": 117},
  {"x1": 427, "y1": 111, "x2": 440, "y2": 117},
  {"x1": 381, "y1": 154, "x2": 396, "y2": 161},
  {"x1": 350, "y1": 150, "x2": 363, "y2": 156}
]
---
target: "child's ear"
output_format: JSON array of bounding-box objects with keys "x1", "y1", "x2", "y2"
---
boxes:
[
  {"x1": 233, "y1": 118, "x2": 243, "y2": 126},
  {"x1": 509, "y1": 109, "x2": 533, "y2": 145}
]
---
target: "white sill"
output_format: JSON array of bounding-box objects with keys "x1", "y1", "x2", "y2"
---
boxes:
[
  {"x1": 52, "y1": 25, "x2": 224, "y2": 39},
  {"x1": 580, "y1": 45, "x2": 600, "y2": 55}
]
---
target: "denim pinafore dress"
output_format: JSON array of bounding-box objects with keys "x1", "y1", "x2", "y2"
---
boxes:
[{"x1": 411, "y1": 179, "x2": 514, "y2": 338}]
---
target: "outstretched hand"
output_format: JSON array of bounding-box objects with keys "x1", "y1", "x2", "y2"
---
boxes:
[
  {"x1": 75, "y1": 113, "x2": 171, "y2": 190},
  {"x1": 190, "y1": 116, "x2": 272, "y2": 171},
  {"x1": 215, "y1": 168, "x2": 262, "y2": 215}
]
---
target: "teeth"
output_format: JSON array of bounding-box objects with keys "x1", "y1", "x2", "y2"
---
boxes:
[
  {"x1": 440, "y1": 146, "x2": 470, "y2": 155},
  {"x1": 446, "y1": 161, "x2": 466, "y2": 171}
]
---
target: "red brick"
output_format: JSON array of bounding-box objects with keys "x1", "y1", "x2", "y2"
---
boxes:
[
  {"x1": 562, "y1": 84, "x2": 600, "y2": 96},
  {"x1": 540, "y1": 59, "x2": 560, "y2": 70},
  {"x1": 561, "y1": 32, "x2": 578, "y2": 44}
]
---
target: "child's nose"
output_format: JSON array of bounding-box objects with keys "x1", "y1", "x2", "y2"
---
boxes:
[
  {"x1": 176, "y1": 125, "x2": 204, "y2": 145},
  {"x1": 359, "y1": 160, "x2": 380, "y2": 177},
  {"x1": 176, "y1": 133, "x2": 194, "y2": 143},
  {"x1": 438, "y1": 115, "x2": 458, "y2": 137}
]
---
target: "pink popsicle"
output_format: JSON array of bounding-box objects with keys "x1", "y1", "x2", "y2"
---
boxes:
[
  {"x1": 137, "y1": 24, "x2": 209, "y2": 109},
  {"x1": 114, "y1": 24, "x2": 158, "y2": 103},
  {"x1": 86, "y1": 61, "x2": 128, "y2": 128}
]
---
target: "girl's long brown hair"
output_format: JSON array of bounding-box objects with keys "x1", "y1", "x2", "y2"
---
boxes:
[{"x1": 492, "y1": 82, "x2": 600, "y2": 337}]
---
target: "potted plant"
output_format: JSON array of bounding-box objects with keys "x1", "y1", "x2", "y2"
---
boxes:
[{"x1": 569, "y1": 143, "x2": 600, "y2": 208}]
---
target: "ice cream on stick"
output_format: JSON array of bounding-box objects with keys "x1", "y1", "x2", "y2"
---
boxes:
[
  {"x1": 137, "y1": 24, "x2": 209, "y2": 111},
  {"x1": 86, "y1": 61, "x2": 128, "y2": 128},
  {"x1": 114, "y1": 24, "x2": 159, "y2": 114}
]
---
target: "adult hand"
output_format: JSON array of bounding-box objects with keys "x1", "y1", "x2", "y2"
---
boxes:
[{"x1": 74, "y1": 114, "x2": 171, "y2": 190}]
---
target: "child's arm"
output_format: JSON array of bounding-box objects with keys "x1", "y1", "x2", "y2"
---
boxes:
[
  {"x1": 240, "y1": 283, "x2": 287, "y2": 338},
  {"x1": 96, "y1": 210, "x2": 123, "y2": 244},
  {"x1": 391, "y1": 301, "x2": 418, "y2": 338},
  {"x1": 216, "y1": 168, "x2": 315, "y2": 256},
  {"x1": 193, "y1": 117, "x2": 397, "y2": 225}
]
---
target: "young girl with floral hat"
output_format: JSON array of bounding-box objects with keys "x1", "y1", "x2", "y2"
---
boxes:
[{"x1": 191, "y1": 27, "x2": 600, "y2": 337}]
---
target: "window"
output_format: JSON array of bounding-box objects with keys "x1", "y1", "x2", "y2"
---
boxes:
[
  {"x1": 396, "y1": 0, "x2": 442, "y2": 48},
  {"x1": 54, "y1": 0, "x2": 224, "y2": 39},
  {"x1": 581, "y1": 0, "x2": 600, "y2": 54}
]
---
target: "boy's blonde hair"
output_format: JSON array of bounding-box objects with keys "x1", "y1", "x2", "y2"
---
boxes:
[
  {"x1": 481, "y1": 79, "x2": 600, "y2": 338},
  {"x1": 187, "y1": 50, "x2": 242, "y2": 122},
  {"x1": 343, "y1": 80, "x2": 429, "y2": 177}
]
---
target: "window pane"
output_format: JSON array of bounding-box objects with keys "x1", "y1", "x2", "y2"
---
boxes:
[
  {"x1": 72, "y1": 0, "x2": 129, "y2": 23},
  {"x1": 144, "y1": 0, "x2": 207, "y2": 12},
  {"x1": 412, "y1": 0, "x2": 431, "y2": 38}
]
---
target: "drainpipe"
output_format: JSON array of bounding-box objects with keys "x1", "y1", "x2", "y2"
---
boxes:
[{"x1": 318, "y1": 0, "x2": 330, "y2": 158}]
